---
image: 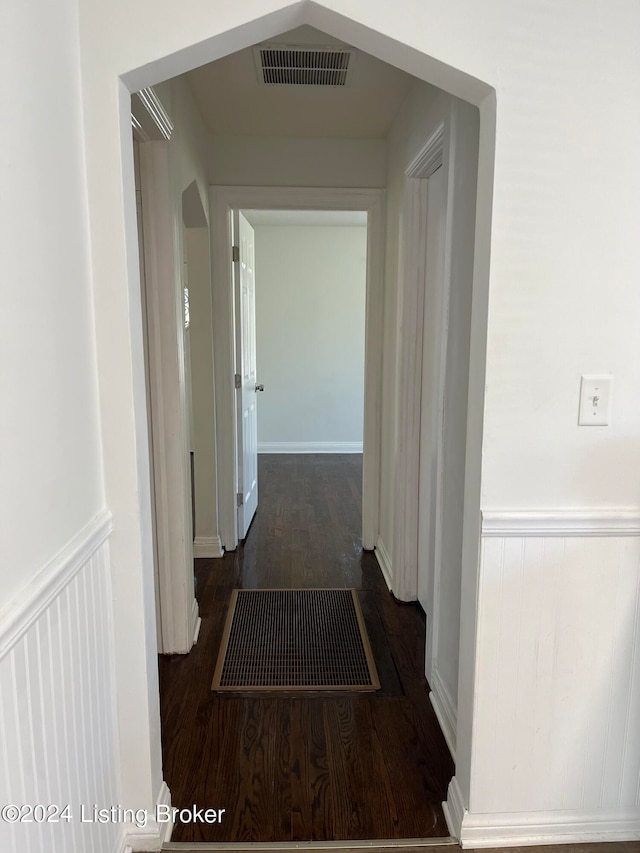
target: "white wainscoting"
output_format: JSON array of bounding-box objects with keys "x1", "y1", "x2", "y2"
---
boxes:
[
  {"x1": 458, "y1": 509, "x2": 640, "y2": 846},
  {"x1": 0, "y1": 510, "x2": 121, "y2": 853}
]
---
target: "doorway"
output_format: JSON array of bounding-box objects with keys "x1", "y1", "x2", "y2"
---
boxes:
[
  {"x1": 116, "y1": 8, "x2": 496, "y2": 844},
  {"x1": 158, "y1": 189, "x2": 458, "y2": 841},
  {"x1": 210, "y1": 187, "x2": 386, "y2": 555},
  {"x1": 235, "y1": 208, "x2": 368, "y2": 540}
]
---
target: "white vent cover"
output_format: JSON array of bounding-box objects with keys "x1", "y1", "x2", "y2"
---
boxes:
[{"x1": 253, "y1": 44, "x2": 356, "y2": 86}]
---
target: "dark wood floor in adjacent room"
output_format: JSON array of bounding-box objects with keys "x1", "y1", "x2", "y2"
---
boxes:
[{"x1": 158, "y1": 454, "x2": 454, "y2": 844}]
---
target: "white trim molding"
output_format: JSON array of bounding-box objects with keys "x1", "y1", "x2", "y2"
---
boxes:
[
  {"x1": 140, "y1": 142, "x2": 197, "y2": 655},
  {"x1": 443, "y1": 775, "x2": 466, "y2": 843},
  {"x1": 429, "y1": 668, "x2": 457, "y2": 760},
  {"x1": 119, "y1": 780, "x2": 173, "y2": 852},
  {"x1": 210, "y1": 185, "x2": 385, "y2": 553},
  {"x1": 131, "y1": 87, "x2": 174, "y2": 142},
  {"x1": 193, "y1": 535, "x2": 224, "y2": 558},
  {"x1": 0, "y1": 508, "x2": 112, "y2": 660},
  {"x1": 374, "y1": 536, "x2": 393, "y2": 591},
  {"x1": 481, "y1": 508, "x2": 640, "y2": 538},
  {"x1": 258, "y1": 442, "x2": 363, "y2": 454},
  {"x1": 457, "y1": 806, "x2": 640, "y2": 848},
  {"x1": 191, "y1": 597, "x2": 201, "y2": 645},
  {"x1": 393, "y1": 114, "x2": 452, "y2": 603},
  {"x1": 406, "y1": 121, "x2": 445, "y2": 179}
]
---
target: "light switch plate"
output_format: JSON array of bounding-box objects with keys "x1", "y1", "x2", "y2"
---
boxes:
[{"x1": 578, "y1": 374, "x2": 612, "y2": 426}]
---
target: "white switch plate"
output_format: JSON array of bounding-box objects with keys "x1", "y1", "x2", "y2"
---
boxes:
[{"x1": 578, "y1": 374, "x2": 612, "y2": 426}]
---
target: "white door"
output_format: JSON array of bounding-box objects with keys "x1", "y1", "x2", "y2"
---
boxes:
[
  {"x1": 234, "y1": 211, "x2": 260, "y2": 539},
  {"x1": 417, "y1": 165, "x2": 447, "y2": 615}
]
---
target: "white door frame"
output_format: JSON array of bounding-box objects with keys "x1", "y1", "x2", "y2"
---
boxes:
[
  {"x1": 209, "y1": 185, "x2": 385, "y2": 552},
  {"x1": 392, "y1": 104, "x2": 459, "y2": 623},
  {"x1": 234, "y1": 210, "x2": 259, "y2": 539},
  {"x1": 138, "y1": 140, "x2": 200, "y2": 654}
]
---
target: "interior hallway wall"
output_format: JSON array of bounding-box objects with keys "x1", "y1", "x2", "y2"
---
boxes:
[
  {"x1": 1, "y1": 0, "x2": 104, "y2": 606},
  {"x1": 210, "y1": 135, "x2": 386, "y2": 188},
  {"x1": 253, "y1": 223, "x2": 367, "y2": 452},
  {"x1": 185, "y1": 226, "x2": 221, "y2": 555},
  {"x1": 434, "y1": 99, "x2": 479, "y2": 746},
  {"x1": 379, "y1": 81, "x2": 449, "y2": 570},
  {"x1": 154, "y1": 77, "x2": 222, "y2": 561},
  {"x1": 75, "y1": 0, "x2": 640, "y2": 847},
  {"x1": 380, "y1": 81, "x2": 480, "y2": 756},
  {"x1": 1, "y1": 1, "x2": 119, "y2": 852}
]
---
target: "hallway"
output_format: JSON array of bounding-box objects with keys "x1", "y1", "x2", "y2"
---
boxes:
[{"x1": 159, "y1": 455, "x2": 454, "y2": 844}]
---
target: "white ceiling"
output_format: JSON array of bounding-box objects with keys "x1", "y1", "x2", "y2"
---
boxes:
[
  {"x1": 242, "y1": 209, "x2": 368, "y2": 227},
  {"x1": 185, "y1": 26, "x2": 416, "y2": 139}
]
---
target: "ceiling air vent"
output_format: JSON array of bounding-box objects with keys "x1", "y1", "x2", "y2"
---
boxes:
[{"x1": 253, "y1": 44, "x2": 356, "y2": 86}]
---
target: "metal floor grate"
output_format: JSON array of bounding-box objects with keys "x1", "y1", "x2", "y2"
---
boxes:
[{"x1": 212, "y1": 589, "x2": 380, "y2": 691}]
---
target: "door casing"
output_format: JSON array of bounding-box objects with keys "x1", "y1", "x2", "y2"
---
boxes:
[
  {"x1": 234, "y1": 210, "x2": 260, "y2": 539},
  {"x1": 138, "y1": 140, "x2": 200, "y2": 655},
  {"x1": 210, "y1": 186, "x2": 385, "y2": 553}
]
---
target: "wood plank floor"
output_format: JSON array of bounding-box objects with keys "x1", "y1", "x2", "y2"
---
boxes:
[{"x1": 159, "y1": 454, "x2": 454, "y2": 844}]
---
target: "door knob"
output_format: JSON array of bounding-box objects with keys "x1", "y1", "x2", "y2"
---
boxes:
[{"x1": 255, "y1": 384, "x2": 264, "y2": 392}]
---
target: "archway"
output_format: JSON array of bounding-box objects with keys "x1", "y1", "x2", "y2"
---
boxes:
[{"x1": 85, "y1": 3, "x2": 496, "y2": 847}]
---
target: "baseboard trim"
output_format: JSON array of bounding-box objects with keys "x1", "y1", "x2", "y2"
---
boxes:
[
  {"x1": 0, "y1": 508, "x2": 112, "y2": 661},
  {"x1": 113, "y1": 828, "x2": 132, "y2": 853},
  {"x1": 116, "y1": 824, "x2": 160, "y2": 853},
  {"x1": 429, "y1": 668, "x2": 457, "y2": 760},
  {"x1": 190, "y1": 598, "x2": 200, "y2": 648},
  {"x1": 120, "y1": 780, "x2": 173, "y2": 852},
  {"x1": 482, "y1": 508, "x2": 640, "y2": 537},
  {"x1": 374, "y1": 536, "x2": 393, "y2": 592},
  {"x1": 258, "y1": 442, "x2": 363, "y2": 454},
  {"x1": 156, "y1": 781, "x2": 174, "y2": 846},
  {"x1": 443, "y1": 776, "x2": 465, "y2": 842},
  {"x1": 458, "y1": 805, "x2": 640, "y2": 848},
  {"x1": 193, "y1": 535, "x2": 224, "y2": 558},
  {"x1": 193, "y1": 615, "x2": 202, "y2": 645}
]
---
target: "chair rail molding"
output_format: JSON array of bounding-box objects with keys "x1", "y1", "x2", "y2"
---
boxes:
[
  {"x1": 0, "y1": 508, "x2": 112, "y2": 659},
  {"x1": 481, "y1": 508, "x2": 640, "y2": 537}
]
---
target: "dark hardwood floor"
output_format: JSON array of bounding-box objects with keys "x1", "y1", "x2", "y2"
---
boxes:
[{"x1": 158, "y1": 454, "x2": 454, "y2": 844}]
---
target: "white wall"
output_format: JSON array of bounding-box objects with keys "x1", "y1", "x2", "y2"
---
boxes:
[
  {"x1": 0, "y1": 0, "x2": 104, "y2": 606},
  {"x1": 155, "y1": 76, "x2": 211, "y2": 209},
  {"x1": 253, "y1": 223, "x2": 367, "y2": 452},
  {"x1": 185, "y1": 227, "x2": 221, "y2": 553},
  {"x1": 435, "y1": 100, "x2": 478, "y2": 728},
  {"x1": 0, "y1": 2, "x2": 119, "y2": 852},
  {"x1": 382, "y1": 81, "x2": 479, "y2": 756},
  {"x1": 74, "y1": 0, "x2": 640, "y2": 848},
  {"x1": 158, "y1": 77, "x2": 221, "y2": 560},
  {"x1": 210, "y1": 135, "x2": 386, "y2": 188},
  {"x1": 380, "y1": 80, "x2": 450, "y2": 566}
]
